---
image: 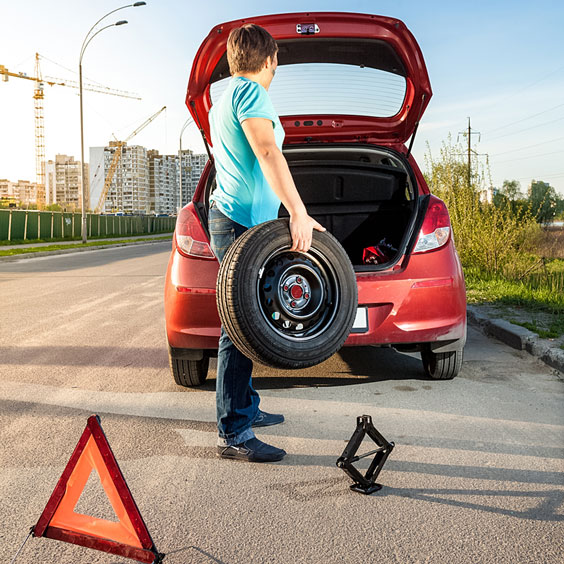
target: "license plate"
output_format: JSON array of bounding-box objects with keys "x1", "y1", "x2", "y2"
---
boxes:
[{"x1": 351, "y1": 307, "x2": 368, "y2": 333}]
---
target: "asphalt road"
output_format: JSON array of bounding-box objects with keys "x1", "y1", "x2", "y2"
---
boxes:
[{"x1": 1, "y1": 243, "x2": 563, "y2": 564}]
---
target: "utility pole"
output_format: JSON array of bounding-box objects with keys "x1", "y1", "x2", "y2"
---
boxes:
[{"x1": 458, "y1": 117, "x2": 481, "y2": 189}]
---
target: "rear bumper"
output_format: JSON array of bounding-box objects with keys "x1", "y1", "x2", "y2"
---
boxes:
[
  {"x1": 165, "y1": 241, "x2": 467, "y2": 351},
  {"x1": 164, "y1": 247, "x2": 221, "y2": 350}
]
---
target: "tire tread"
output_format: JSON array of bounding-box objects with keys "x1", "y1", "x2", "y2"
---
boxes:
[
  {"x1": 169, "y1": 355, "x2": 209, "y2": 387},
  {"x1": 217, "y1": 219, "x2": 357, "y2": 369},
  {"x1": 422, "y1": 347, "x2": 463, "y2": 380}
]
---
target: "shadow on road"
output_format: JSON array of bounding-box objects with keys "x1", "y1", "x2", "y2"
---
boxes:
[
  {"x1": 0, "y1": 345, "x2": 424, "y2": 388},
  {"x1": 382, "y1": 485, "x2": 564, "y2": 522},
  {"x1": 4, "y1": 399, "x2": 561, "y2": 462},
  {"x1": 339, "y1": 346, "x2": 426, "y2": 380},
  {"x1": 275, "y1": 455, "x2": 564, "y2": 487},
  {"x1": 268, "y1": 475, "x2": 564, "y2": 522},
  {"x1": 116, "y1": 545, "x2": 229, "y2": 564},
  {"x1": 5, "y1": 400, "x2": 562, "y2": 527},
  {"x1": 0, "y1": 346, "x2": 168, "y2": 368},
  {"x1": 201, "y1": 347, "x2": 428, "y2": 391}
]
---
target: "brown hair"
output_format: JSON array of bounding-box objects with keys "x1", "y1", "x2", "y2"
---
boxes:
[{"x1": 227, "y1": 24, "x2": 278, "y2": 75}]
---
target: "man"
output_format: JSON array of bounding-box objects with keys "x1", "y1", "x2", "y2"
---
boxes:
[{"x1": 208, "y1": 23, "x2": 324, "y2": 462}]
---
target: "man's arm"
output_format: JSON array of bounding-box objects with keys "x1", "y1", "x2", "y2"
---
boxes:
[{"x1": 241, "y1": 117, "x2": 325, "y2": 253}]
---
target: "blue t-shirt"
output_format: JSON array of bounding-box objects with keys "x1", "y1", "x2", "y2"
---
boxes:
[{"x1": 209, "y1": 76, "x2": 285, "y2": 228}]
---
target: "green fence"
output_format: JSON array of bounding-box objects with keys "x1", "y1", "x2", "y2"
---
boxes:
[{"x1": 0, "y1": 210, "x2": 175, "y2": 242}]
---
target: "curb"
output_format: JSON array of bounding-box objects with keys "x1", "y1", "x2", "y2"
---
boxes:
[
  {"x1": 467, "y1": 305, "x2": 564, "y2": 375},
  {"x1": 0, "y1": 237, "x2": 171, "y2": 261}
]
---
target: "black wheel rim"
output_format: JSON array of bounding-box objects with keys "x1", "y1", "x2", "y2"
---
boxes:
[{"x1": 256, "y1": 246, "x2": 340, "y2": 341}]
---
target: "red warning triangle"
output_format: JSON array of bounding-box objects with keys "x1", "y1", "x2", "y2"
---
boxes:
[{"x1": 33, "y1": 415, "x2": 162, "y2": 563}]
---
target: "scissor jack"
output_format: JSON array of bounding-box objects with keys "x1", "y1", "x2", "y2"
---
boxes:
[{"x1": 336, "y1": 415, "x2": 395, "y2": 494}]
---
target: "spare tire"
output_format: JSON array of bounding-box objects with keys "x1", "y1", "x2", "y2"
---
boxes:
[{"x1": 216, "y1": 218, "x2": 357, "y2": 369}]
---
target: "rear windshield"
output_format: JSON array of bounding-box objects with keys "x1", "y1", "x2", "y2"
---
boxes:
[{"x1": 210, "y1": 63, "x2": 406, "y2": 118}]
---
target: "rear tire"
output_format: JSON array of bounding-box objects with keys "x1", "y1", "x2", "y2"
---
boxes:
[
  {"x1": 421, "y1": 346, "x2": 463, "y2": 380},
  {"x1": 169, "y1": 350, "x2": 209, "y2": 387}
]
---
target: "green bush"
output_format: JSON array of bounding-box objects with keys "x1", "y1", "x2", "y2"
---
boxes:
[
  {"x1": 424, "y1": 138, "x2": 539, "y2": 277},
  {"x1": 424, "y1": 137, "x2": 563, "y2": 323}
]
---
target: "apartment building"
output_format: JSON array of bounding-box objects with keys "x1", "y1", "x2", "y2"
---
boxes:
[
  {"x1": 0, "y1": 179, "x2": 12, "y2": 200},
  {"x1": 179, "y1": 150, "x2": 208, "y2": 208},
  {"x1": 89, "y1": 144, "x2": 207, "y2": 214},
  {"x1": 45, "y1": 154, "x2": 88, "y2": 210},
  {"x1": 148, "y1": 150, "x2": 178, "y2": 215},
  {"x1": 0, "y1": 179, "x2": 38, "y2": 206},
  {"x1": 90, "y1": 143, "x2": 150, "y2": 214}
]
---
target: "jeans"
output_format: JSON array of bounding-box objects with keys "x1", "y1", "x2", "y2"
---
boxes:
[{"x1": 208, "y1": 202, "x2": 259, "y2": 446}]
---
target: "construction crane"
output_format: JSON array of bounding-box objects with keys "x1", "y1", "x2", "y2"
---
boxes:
[
  {"x1": 0, "y1": 53, "x2": 140, "y2": 208},
  {"x1": 95, "y1": 106, "x2": 166, "y2": 214}
]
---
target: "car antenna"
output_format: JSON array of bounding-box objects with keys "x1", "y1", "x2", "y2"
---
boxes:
[
  {"x1": 406, "y1": 93, "x2": 426, "y2": 158},
  {"x1": 189, "y1": 100, "x2": 214, "y2": 161}
]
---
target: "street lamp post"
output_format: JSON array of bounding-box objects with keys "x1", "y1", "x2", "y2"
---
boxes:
[
  {"x1": 79, "y1": 2, "x2": 146, "y2": 243},
  {"x1": 178, "y1": 117, "x2": 192, "y2": 213}
]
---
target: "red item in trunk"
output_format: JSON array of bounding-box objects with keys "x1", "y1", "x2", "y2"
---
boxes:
[{"x1": 363, "y1": 240, "x2": 398, "y2": 264}]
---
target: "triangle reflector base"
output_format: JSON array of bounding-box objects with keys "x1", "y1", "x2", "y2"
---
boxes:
[{"x1": 33, "y1": 415, "x2": 164, "y2": 564}]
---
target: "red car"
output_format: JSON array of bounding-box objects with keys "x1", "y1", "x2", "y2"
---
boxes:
[{"x1": 165, "y1": 12, "x2": 466, "y2": 386}]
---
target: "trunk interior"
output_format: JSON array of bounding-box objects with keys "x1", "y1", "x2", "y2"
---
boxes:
[
  {"x1": 205, "y1": 145, "x2": 419, "y2": 269},
  {"x1": 282, "y1": 145, "x2": 418, "y2": 269}
]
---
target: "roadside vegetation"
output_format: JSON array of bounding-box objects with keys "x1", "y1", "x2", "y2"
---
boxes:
[
  {"x1": 0, "y1": 235, "x2": 171, "y2": 256},
  {"x1": 425, "y1": 138, "x2": 564, "y2": 338},
  {"x1": 0, "y1": 230, "x2": 173, "y2": 246}
]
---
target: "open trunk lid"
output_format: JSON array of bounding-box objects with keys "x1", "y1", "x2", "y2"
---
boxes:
[{"x1": 186, "y1": 12, "x2": 432, "y2": 146}]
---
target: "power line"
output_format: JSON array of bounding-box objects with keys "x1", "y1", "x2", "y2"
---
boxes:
[
  {"x1": 496, "y1": 64, "x2": 564, "y2": 105},
  {"x1": 529, "y1": 172, "x2": 564, "y2": 179},
  {"x1": 488, "y1": 115, "x2": 564, "y2": 141},
  {"x1": 488, "y1": 136, "x2": 564, "y2": 156},
  {"x1": 493, "y1": 149, "x2": 564, "y2": 165},
  {"x1": 513, "y1": 172, "x2": 564, "y2": 181},
  {"x1": 485, "y1": 102, "x2": 564, "y2": 134}
]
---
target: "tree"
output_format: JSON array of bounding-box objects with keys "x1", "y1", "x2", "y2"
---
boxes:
[
  {"x1": 424, "y1": 137, "x2": 538, "y2": 275},
  {"x1": 493, "y1": 190, "x2": 509, "y2": 210},
  {"x1": 45, "y1": 203, "x2": 63, "y2": 212},
  {"x1": 555, "y1": 196, "x2": 564, "y2": 220},
  {"x1": 494, "y1": 179, "x2": 529, "y2": 217},
  {"x1": 528, "y1": 180, "x2": 558, "y2": 224},
  {"x1": 501, "y1": 179, "x2": 522, "y2": 201}
]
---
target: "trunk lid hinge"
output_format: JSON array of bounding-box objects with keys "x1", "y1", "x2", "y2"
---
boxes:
[
  {"x1": 189, "y1": 100, "x2": 213, "y2": 162},
  {"x1": 406, "y1": 94, "x2": 426, "y2": 159}
]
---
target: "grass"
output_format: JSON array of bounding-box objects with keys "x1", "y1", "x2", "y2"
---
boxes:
[
  {"x1": 466, "y1": 256, "x2": 564, "y2": 308},
  {"x1": 424, "y1": 139, "x2": 564, "y2": 341},
  {"x1": 0, "y1": 236, "x2": 171, "y2": 256},
  {"x1": 0, "y1": 229, "x2": 173, "y2": 246},
  {"x1": 465, "y1": 259, "x2": 564, "y2": 339},
  {"x1": 465, "y1": 265, "x2": 564, "y2": 314},
  {"x1": 509, "y1": 319, "x2": 564, "y2": 339}
]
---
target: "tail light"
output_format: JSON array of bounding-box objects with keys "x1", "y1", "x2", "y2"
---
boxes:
[
  {"x1": 175, "y1": 204, "x2": 215, "y2": 259},
  {"x1": 413, "y1": 195, "x2": 451, "y2": 253}
]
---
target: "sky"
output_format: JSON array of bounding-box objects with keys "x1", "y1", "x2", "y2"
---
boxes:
[{"x1": 1, "y1": 0, "x2": 563, "y2": 196}]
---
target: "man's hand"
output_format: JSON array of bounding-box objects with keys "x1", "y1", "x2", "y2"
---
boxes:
[{"x1": 289, "y1": 212, "x2": 325, "y2": 253}]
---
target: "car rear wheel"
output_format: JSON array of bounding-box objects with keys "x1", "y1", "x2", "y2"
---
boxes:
[
  {"x1": 216, "y1": 218, "x2": 357, "y2": 369},
  {"x1": 169, "y1": 349, "x2": 209, "y2": 387},
  {"x1": 421, "y1": 346, "x2": 463, "y2": 380}
]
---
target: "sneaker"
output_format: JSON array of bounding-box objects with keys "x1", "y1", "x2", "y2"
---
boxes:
[
  {"x1": 217, "y1": 438, "x2": 286, "y2": 462},
  {"x1": 251, "y1": 410, "x2": 285, "y2": 428}
]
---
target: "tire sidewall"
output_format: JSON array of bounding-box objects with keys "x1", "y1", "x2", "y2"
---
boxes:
[{"x1": 217, "y1": 219, "x2": 357, "y2": 368}]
